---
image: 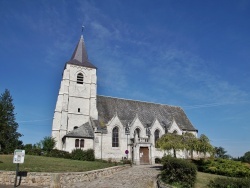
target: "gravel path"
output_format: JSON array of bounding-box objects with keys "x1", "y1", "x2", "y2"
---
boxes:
[{"x1": 72, "y1": 164, "x2": 162, "y2": 188}]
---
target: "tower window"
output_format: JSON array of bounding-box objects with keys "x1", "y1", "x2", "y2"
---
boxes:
[
  {"x1": 77, "y1": 73, "x2": 84, "y2": 84},
  {"x1": 112, "y1": 127, "x2": 119, "y2": 147},
  {"x1": 78, "y1": 108, "x2": 80, "y2": 112}
]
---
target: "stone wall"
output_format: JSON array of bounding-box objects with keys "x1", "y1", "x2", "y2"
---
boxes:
[{"x1": 0, "y1": 165, "x2": 129, "y2": 188}]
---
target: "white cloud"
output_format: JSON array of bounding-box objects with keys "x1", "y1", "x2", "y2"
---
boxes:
[{"x1": 149, "y1": 48, "x2": 248, "y2": 104}]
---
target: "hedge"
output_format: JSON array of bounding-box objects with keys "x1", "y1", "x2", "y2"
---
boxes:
[
  {"x1": 208, "y1": 177, "x2": 250, "y2": 188},
  {"x1": 193, "y1": 158, "x2": 250, "y2": 178},
  {"x1": 161, "y1": 156, "x2": 197, "y2": 188}
]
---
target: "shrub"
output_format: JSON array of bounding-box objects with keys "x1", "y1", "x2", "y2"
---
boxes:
[
  {"x1": 27, "y1": 148, "x2": 43, "y2": 156},
  {"x1": 161, "y1": 156, "x2": 197, "y2": 188},
  {"x1": 155, "y1": 157, "x2": 161, "y2": 164},
  {"x1": 46, "y1": 149, "x2": 71, "y2": 159},
  {"x1": 208, "y1": 177, "x2": 250, "y2": 188},
  {"x1": 85, "y1": 149, "x2": 95, "y2": 161},
  {"x1": 71, "y1": 149, "x2": 95, "y2": 161},
  {"x1": 193, "y1": 158, "x2": 250, "y2": 178},
  {"x1": 122, "y1": 159, "x2": 132, "y2": 165},
  {"x1": 71, "y1": 149, "x2": 86, "y2": 160}
]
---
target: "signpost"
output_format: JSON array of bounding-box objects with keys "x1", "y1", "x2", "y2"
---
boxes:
[{"x1": 13, "y1": 149, "x2": 25, "y2": 187}]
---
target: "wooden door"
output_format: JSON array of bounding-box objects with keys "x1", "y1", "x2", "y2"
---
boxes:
[{"x1": 139, "y1": 147, "x2": 149, "y2": 164}]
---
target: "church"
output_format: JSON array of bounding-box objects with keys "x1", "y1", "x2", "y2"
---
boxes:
[{"x1": 51, "y1": 34, "x2": 198, "y2": 165}]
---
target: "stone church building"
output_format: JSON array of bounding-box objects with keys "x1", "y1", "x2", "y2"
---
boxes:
[{"x1": 51, "y1": 34, "x2": 198, "y2": 165}]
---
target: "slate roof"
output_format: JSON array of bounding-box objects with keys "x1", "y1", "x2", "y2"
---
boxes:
[
  {"x1": 64, "y1": 122, "x2": 94, "y2": 138},
  {"x1": 66, "y1": 35, "x2": 96, "y2": 69},
  {"x1": 97, "y1": 95, "x2": 197, "y2": 131}
]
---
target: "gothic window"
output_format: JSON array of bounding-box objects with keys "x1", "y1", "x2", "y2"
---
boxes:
[
  {"x1": 154, "y1": 129, "x2": 160, "y2": 146},
  {"x1": 112, "y1": 127, "x2": 119, "y2": 147},
  {"x1": 75, "y1": 139, "x2": 79, "y2": 147},
  {"x1": 77, "y1": 73, "x2": 84, "y2": 84},
  {"x1": 173, "y1": 130, "x2": 178, "y2": 134},
  {"x1": 134, "y1": 128, "x2": 140, "y2": 138},
  {"x1": 80, "y1": 139, "x2": 84, "y2": 148}
]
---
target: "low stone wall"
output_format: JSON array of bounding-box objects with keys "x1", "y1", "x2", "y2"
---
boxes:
[{"x1": 0, "y1": 165, "x2": 130, "y2": 188}]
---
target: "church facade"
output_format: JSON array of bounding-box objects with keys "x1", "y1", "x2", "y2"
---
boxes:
[{"x1": 51, "y1": 35, "x2": 198, "y2": 165}]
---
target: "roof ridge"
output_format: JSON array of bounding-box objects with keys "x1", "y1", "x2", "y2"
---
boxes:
[{"x1": 97, "y1": 94, "x2": 181, "y2": 108}]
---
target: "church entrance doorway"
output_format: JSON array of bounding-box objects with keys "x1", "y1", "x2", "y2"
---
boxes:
[{"x1": 139, "y1": 147, "x2": 149, "y2": 164}]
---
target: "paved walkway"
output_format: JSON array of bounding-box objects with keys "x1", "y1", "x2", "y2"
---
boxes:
[
  {"x1": 1, "y1": 165, "x2": 162, "y2": 188},
  {"x1": 72, "y1": 164, "x2": 162, "y2": 188}
]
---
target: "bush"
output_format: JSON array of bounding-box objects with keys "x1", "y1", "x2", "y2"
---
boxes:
[
  {"x1": 46, "y1": 149, "x2": 71, "y2": 159},
  {"x1": 155, "y1": 157, "x2": 161, "y2": 164},
  {"x1": 161, "y1": 156, "x2": 197, "y2": 188},
  {"x1": 193, "y1": 158, "x2": 250, "y2": 178},
  {"x1": 71, "y1": 149, "x2": 95, "y2": 161},
  {"x1": 85, "y1": 149, "x2": 95, "y2": 161},
  {"x1": 27, "y1": 148, "x2": 43, "y2": 156},
  {"x1": 122, "y1": 159, "x2": 132, "y2": 165},
  {"x1": 71, "y1": 149, "x2": 86, "y2": 160},
  {"x1": 208, "y1": 177, "x2": 250, "y2": 188}
]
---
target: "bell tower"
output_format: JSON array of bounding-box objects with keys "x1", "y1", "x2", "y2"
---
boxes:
[{"x1": 51, "y1": 34, "x2": 98, "y2": 150}]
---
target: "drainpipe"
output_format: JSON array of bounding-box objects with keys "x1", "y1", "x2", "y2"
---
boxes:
[{"x1": 101, "y1": 130, "x2": 103, "y2": 160}]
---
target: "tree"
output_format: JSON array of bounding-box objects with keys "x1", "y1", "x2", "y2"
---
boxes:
[
  {"x1": 23, "y1": 144, "x2": 33, "y2": 153},
  {"x1": 156, "y1": 133, "x2": 184, "y2": 158},
  {"x1": 40, "y1": 136, "x2": 56, "y2": 152},
  {"x1": 0, "y1": 89, "x2": 22, "y2": 153},
  {"x1": 214, "y1": 146, "x2": 229, "y2": 159},
  {"x1": 197, "y1": 134, "x2": 214, "y2": 158},
  {"x1": 182, "y1": 132, "x2": 199, "y2": 159},
  {"x1": 242, "y1": 151, "x2": 250, "y2": 163}
]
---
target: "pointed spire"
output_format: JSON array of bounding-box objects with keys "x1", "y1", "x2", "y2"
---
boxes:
[{"x1": 67, "y1": 33, "x2": 96, "y2": 69}]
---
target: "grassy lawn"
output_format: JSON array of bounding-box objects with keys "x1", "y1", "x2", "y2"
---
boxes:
[
  {"x1": 0, "y1": 155, "x2": 117, "y2": 172},
  {"x1": 195, "y1": 172, "x2": 225, "y2": 188}
]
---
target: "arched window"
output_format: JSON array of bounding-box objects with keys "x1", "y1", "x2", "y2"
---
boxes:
[
  {"x1": 112, "y1": 127, "x2": 119, "y2": 147},
  {"x1": 80, "y1": 139, "x2": 84, "y2": 148},
  {"x1": 154, "y1": 129, "x2": 160, "y2": 146},
  {"x1": 77, "y1": 73, "x2": 84, "y2": 84},
  {"x1": 74, "y1": 126, "x2": 78, "y2": 130},
  {"x1": 173, "y1": 130, "x2": 178, "y2": 134},
  {"x1": 134, "y1": 128, "x2": 140, "y2": 138},
  {"x1": 75, "y1": 139, "x2": 84, "y2": 148},
  {"x1": 75, "y1": 139, "x2": 79, "y2": 147}
]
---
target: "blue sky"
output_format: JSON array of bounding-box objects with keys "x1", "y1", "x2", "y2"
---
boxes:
[{"x1": 0, "y1": 0, "x2": 249, "y2": 157}]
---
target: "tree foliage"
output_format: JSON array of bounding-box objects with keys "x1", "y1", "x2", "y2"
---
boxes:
[
  {"x1": 39, "y1": 136, "x2": 56, "y2": 152},
  {"x1": 182, "y1": 132, "x2": 199, "y2": 159},
  {"x1": 242, "y1": 151, "x2": 250, "y2": 163},
  {"x1": 156, "y1": 133, "x2": 184, "y2": 157},
  {"x1": 197, "y1": 134, "x2": 214, "y2": 157},
  {"x1": 214, "y1": 146, "x2": 230, "y2": 159},
  {"x1": 156, "y1": 132, "x2": 214, "y2": 158},
  {"x1": 0, "y1": 89, "x2": 22, "y2": 153}
]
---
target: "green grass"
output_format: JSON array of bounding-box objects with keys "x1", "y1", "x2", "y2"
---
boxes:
[
  {"x1": 0, "y1": 155, "x2": 117, "y2": 172},
  {"x1": 195, "y1": 172, "x2": 225, "y2": 188}
]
